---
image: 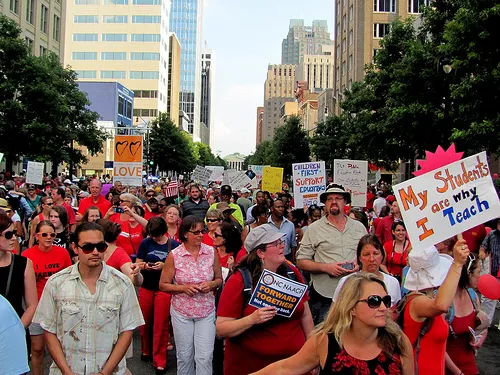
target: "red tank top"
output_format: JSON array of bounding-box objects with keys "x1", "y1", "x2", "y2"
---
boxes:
[{"x1": 445, "y1": 312, "x2": 479, "y2": 375}]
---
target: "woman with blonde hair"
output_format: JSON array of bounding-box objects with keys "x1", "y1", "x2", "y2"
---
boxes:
[{"x1": 252, "y1": 273, "x2": 414, "y2": 375}]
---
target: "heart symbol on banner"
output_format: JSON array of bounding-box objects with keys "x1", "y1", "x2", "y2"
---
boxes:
[
  {"x1": 129, "y1": 141, "x2": 142, "y2": 156},
  {"x1": 115, "y1": 141, "x2": 129, "y2": 156}
]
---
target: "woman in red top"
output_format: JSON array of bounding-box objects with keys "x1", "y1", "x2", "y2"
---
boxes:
[
  {"x1": 216, "y1": 225, "x2": 314, "y2": 375},
  {"x1": 382, "y1": 221, "x2": 411, "y2": 281},
  {"x1": 115, "y1": 205, "x2": 148, "y2": 257},
  {"x1": 213, "y1": 222, "x2": 243, "y2": 273},
  {"x1": 23, "y1": 221, "x2": 72, "y2": 375},
  {"x1": 401, "y1": 241, "x2": 470, "y2": 375},
  {"x1": 163, "y1": 204, "x2": 181, "y2": 242},
  {"x1": 445, "y1": 256, "x2": 489, "y2": 375},
  {"x1": 203, "y1": 208, "x2": 222, "y2": 247},
  {"x1": 28, "y1": 196, "x2": 53, "y2": 247}
]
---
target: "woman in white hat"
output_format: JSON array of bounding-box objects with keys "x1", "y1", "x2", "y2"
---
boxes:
[{"x1": 400, "y1": 239, "x2": 470, "y2": 375}]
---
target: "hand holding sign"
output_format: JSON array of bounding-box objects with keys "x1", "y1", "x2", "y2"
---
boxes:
[{"x1": 250, "y1": 306, "x2": 277, "y2": 324}]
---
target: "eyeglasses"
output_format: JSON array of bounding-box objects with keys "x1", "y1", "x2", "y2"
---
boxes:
[
  {"x1": 40, "y1": 233, "x2": 56, "y2": 238},
  {"x1": 214, "y1": 233, "x2": 224, "y2": 238},
  {"x1": 119, "y1": 200, "x2": 130, "y2": 203},
  {"x1": 146, "y1": 194, "x2": 155, "y2": 198},
  {"x1": 357, "y1": 295, "x2": 391, "y2": 309},
  {"x1": 45, "y1": 203, "x2": 53, "y2": 206},
  {"x1": 266, "y1": 238, "x2": 286, "y2": 248},
  {"x1": 189, "y1": 228, "x2": 208, "y2": 235},
  {"x1": 467, "y1": 253, "x2": 476, "y2": 272},
  {"x1": 76, "y1": 242, "x2": 108, "y2": 254},
  {"x1": 158, "y1": 204, "x2": 166, "y2": 208},
  {"x1": 326, "y1": 197, "x2": 345, "y2": 203},
  {"x1": 206, "y1": 218, "x2": 221, "y2": 223},
  {"x1": 1, "y1": 230, "x2": 16, "y2": 240}
]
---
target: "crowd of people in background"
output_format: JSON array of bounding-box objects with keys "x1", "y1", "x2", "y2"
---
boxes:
[{"x1": 0, "y1": 170, "x2": 498, "y2": 375}]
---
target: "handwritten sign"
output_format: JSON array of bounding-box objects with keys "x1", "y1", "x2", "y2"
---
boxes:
[
  {"x1": 334, "y1": 159, "x2": 368, "y2": 207},
  {"x1": 26, "y1": 161, "x2": 44, "y2": 185},
  {"x1": 262, "y1": 167, "x2": 283, "y2": 193},
  {"x1": 113, "y1": 135, "x2": 143, "y2": 186},
  {"x1": 292, "y1": 161, "x2": 326, "y2": 208},
  {"x1": 228, "y1": 170, "x2": 252, "y2": 191},
  {"x1": 205, "y1": 166, "x2": 224, "y2": 182},
  {"x1": 394, "y1": 151, "x2": 500, "y2": 253},
  {"x1": 248, "y1": 165, "x2": 268, "y2": 189},
  {"x1": 249, "y1": 269, "x2": 308, "y2": 318},
  {"x1": 192, "y1": 165, "x2": 212, "y2": 185}
]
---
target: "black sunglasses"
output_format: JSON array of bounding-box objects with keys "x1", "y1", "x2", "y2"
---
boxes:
[
  {"x1": 214, "y1": 233, "x2": 224, "y2": 238},
  {"x1": 76, "y1": 242, "x2": 108, "y2": 254},
  {"x1": 45, "y1": 202, "x2": 53, "y2": 206},
  {"x1": 1, "y1": 230, "x2": 16, "y2": 240},
  {"x1": 189, "y1": 228, "x2": 208, "y2": 235},
  {"x1": 206, "y1": 218, "x2": 221, "y2": 223},
  {"x1": 41, "y1": 232, "x2": 56, "y2": 238},
  {"x1": 357, "y1": 295, "x2": 391, "y2": 309},
  {"x1": 146, "y1": 194, "x2": 155, "y2": 198}
]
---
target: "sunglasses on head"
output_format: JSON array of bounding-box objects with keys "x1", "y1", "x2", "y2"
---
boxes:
[
  {"x1": 1, "y1": 230, "x2": 16, "y2": 240},
  {"x1": 206, "y1": 218, "x2": 220, "y2": 223},
  {"x1": 189, "y1": 228, "x2": 208, "y2": 235},
  {"x1": 76, "y1": 242, "x2": 108, "y2": 254},
  {"x1": 40, "y1": 232, "x2": 56, "y2": 238},
  {"x1": 357, "y1": 295, "x2": 391, "y2": 309}
]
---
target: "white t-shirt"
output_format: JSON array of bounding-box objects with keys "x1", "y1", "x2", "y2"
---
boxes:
[
  {"x1": 332, "y1": 271, "x2": 401, "y2": 307},
  {"x1": 373, "y1": 197, "x2": 387, "y2": 217}
]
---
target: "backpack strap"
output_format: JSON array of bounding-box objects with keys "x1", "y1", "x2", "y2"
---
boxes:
[
  {"x1": 446, "y1": 288, "x2": 479, "y2": 337},
  {"x1": 239, "y1": 268, "x2": 253, "y2": 308},
  {"x1": 284, "y1": 262, "x2": 297, "y2": 282},
  {"x1": 414, "y1": 317, "x2": 434, "y2": 375},
  {"x1": 467, "y1": 288, "x2": 479, "y2": 313}
]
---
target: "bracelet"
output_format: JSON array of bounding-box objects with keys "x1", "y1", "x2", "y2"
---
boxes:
[{"x1": 451, "y1": 266, "x2": 462, "y2": 275}]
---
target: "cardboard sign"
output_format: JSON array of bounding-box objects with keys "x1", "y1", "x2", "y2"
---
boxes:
[
  {"x1": 113, "y1": 135, "x2": 143, "y2": 186},
  {"x1": 248, "y1": 165, "x2": 268, "y2": 189},
  {"x1": 292, "y1": 161, "x2": 326, "y2": 208},
  {"x1": 249, "y1": 269, "x2": 308, "y2": 318},
  {"x1": 334, "y1": 159, "x2": 368, "y2": 207},
  {"x1": 26, "y1": 161, "x2": 44, "y2": 185},
  {"x1": 394, "y1": 151, "x2": 500, "y2": 253},
  {"x1": 262, "y1": 167, "x2": 283, "y2": 193},
  {"x1": 192, "y1": 165, "x2": 212, "y2": 185},
  {"x1": 205, "y1": 166, "x2": 224, "y2": 182},
  {"x1": 228, "y1": 170, "x2": 252, "y2": 191}
]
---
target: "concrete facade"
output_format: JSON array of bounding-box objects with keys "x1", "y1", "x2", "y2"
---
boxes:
[
  {"x1": 63, "y1": 0, "x2": 171, "y2": 124},
  {"x1": 262, "y1": 64, "x2": 296, "y2": 142},
  {"x1": 256, "y1": 106, "x2": 264, "y2": 146},
  {"x1": 167, "y1": 32, "x2": 180, "y2": 127},
  {"x1": 200, "y1": 48, "x2": 215, "y2": 148},
  {"x1": 279, "y1": 101, "x2": 299, "y2": 125},
  {"x1": 297, "y1": 45, "x2": 335, "y2": 93},
  {"x1": 1, "y1": 0, "x2": 63, "y2": 57},
  {"x1": 224, "y1": 153, "x2": 246, "y2": 172}
]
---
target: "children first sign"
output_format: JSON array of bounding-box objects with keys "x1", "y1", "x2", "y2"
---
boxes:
[
  {"x1": 249, "y1": 269, "x2": 308, "y2": 318},
  {"x1": 292, "y1": 161, "x2": 326, "y2": 209},
  {"x1": 394, "y1": 152, "x2": 500, "y2": 253}
]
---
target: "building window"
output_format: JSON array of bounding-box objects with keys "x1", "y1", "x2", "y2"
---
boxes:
[
  {"x1": 53, "y1": 16, "x2": 60, "y2": 42},
  {"x1": 373, "y1": 49, "x2": 380, "y2": 58},
  {"x1": 25, "y1": 37, "x2": 34, "y2": 54},
  {"x1": 131, "y1": 34, "x2": 160, "y2": 42},
  {"x1": 74, "y1": 15, "x2": 98, "y2": 23},
  {"x1": 133, "y1": 90, "x2": 158, "y2": 98},
  {"x1": 349, "y1": 5, "x2": 353, "y2": 21},
  {"x1": 75, "y1": 70, "x2": 97, "y2": 79},
  {"x1": 103, "y1": 0, "x2": 128, "y2": 4},
  {"x1": 336, "y1": 66, "x2": 340, "y2": 81},
  {"x1": 102, "y1": 33, "x2": 127, "y2": 41},
  {"x1": 374, "y1": 0, "x2": 396, "y2": 12},
  {"x1": 133, "y1": 0, "x2": 161, "y2": 4},
  {"x1": 342, "y1": 15, "x2": 346, "y2": 30},
  {"x1": 73, "y1": 33, "x2": 98, "y2": 41},
  {"x1": 101, "y1": 52, "x2": 126, "y2": 60},
  {"x1": 373, "y1": 23, "x2": 390, "y2": 38},
  {"x1": 130, "y1": 52, "x2": 160, "y2": 60},
  {"x1": 129, "y1": 71, "x2": 159, "y2": 79},
  {"x1": 348, "y1": 54, "x2": 353, "y2": 71},
  {"x1": 72, "y1": 52, "x2": 97, "y2": 60},
  {"x1": 132, "y1": 15, "x2": 160, "y2": 23},
  {"x1": 9, "y1": 0, "x2": 19, "y2": 14},
  {"x1": 342, "y1": 38, "x2": 346, "y2": 51},
  {"x1": 40, "y1": 46, "x2": 47, "y2": 56},
  {"x1": 336, "y1": 23, "x2": 340, "y2": 38},
  {"x1": 133, "y1": 108, "x2": 157, "y2": 117},
  {"x1": 40, "y1": 5, "x2": 49, "y2": 33},
  {"x1": 336, "y1": 44, "x2": 340, "y2": 58},
  {"x1": 26, "y1": 0, "x2": 34, "y2": 23},
  {"x1": 75, "y1": 0, "x2": 98, "y2": 4},
  {"x1": 101, "y1": 70, "x2": 126, "y2": 79},
  {"x1": 103, "y1": 15, "x2": 127, "y2": 23},
  {"x1": 408, "y1": 0, "x2": 430, "y2": 13},
  {"x1": 342, "y1": 61, "x2": 346, "y2": 77}
]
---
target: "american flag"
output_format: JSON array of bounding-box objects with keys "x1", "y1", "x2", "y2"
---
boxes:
[{"x1": 165, "y1": 180, "x2": 179, "y2": 197}]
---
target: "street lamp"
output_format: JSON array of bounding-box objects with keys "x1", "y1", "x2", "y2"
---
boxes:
[{"x1": 69, "y1": 105, "x2": 76, "y2": 180}]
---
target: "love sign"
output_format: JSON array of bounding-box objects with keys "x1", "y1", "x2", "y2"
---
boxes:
[{"x1": 114, "y1": 135, "x2": 143, "y2": 185}]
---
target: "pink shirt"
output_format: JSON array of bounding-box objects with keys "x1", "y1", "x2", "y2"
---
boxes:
[{"x1": 171, "y1": 243, "x2": 216, "y2": 318}]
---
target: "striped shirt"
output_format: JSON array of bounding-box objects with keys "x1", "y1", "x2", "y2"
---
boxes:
[
  {"x1": 33, "y1": 262, "x2": 144, "y2": 375},
  {"x1": 481, "y1": 229, "x2": 500, "y2": 277}
]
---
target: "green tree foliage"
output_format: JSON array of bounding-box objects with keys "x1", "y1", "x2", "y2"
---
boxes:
[
  {"x1": 246, "y1": 140, "x2": 274, "y2": 166},
  {"x1": 193, "y1": 142, "x2": 225, "y2": 167},
  {"x1": 310, "y1": 115, "x2": 355, "y2": 164},
  {"x1": 0, "y1": 15, "x2": 105, "y2": 172}
]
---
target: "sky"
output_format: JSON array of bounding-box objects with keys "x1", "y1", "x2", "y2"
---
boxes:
[{"x1": 202, "y1": 0, "x2": 334, "y2": 158}]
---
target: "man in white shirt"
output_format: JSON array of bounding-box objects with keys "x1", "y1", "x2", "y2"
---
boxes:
[{"x1": 372, "y1": 191, "x2": 387, "y2": 218}]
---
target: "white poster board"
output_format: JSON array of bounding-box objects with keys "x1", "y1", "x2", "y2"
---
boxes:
[
  {"x1": 394, "y1": 151, "x2": 500, "y2": 253},
  {"x1": 248, "y1": 165, "x2": 268, "y2": 189},
  {"x1": 205, "y1": 166, "x2": 224, "y2": 182},
  {"x1": 228, "y1": 170, "x2": 252, "y2": 191},
  {"x1": 292, "y1": 161, "x2": 326, "y2": 208},
  {"x1": 26, "y1": 161, "x2": 44, "y2": 185},
  {"x1": 334, "y1": 159, "x2": 368, "y2": 207},
  {"x1": 192, "y1": 165, "x2": 212, "y2": 185}
]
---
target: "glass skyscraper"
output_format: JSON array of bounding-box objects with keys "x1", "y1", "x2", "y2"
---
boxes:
[{"x1": 169, "y1": 0, "x2": 203, "y2": 140}]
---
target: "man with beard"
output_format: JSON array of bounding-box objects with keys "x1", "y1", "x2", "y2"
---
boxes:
[
  {"x1": 296, "y1": 184, "x2": 366, "y2": 325},
  {"x1": 180, "y1": 184, "x2": 210, "y2": 219}
]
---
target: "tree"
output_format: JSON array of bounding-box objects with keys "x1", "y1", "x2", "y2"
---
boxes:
[
  {"x1": 246, "y1": 140, "x2": 274, "y2": 166},
  {"x1": 271, "y1": 116, "x2": 310, "y2": 174},
  {"x1": 148, "y1": 113, "x2": 195, "y2": 173},
  {"x1": 0, "y1": 16, "x2": 105, "y2": 173},
  {"x1": 310, "y1": 115, "x2": 354, "y2": 164},
  {"x1": 194, "y1": 142, "x2": 224, "y2": 167}
]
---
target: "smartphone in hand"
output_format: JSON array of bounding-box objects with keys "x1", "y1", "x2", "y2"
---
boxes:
[{"x1": 341, "y1": 263, "x2": 355, "y2": 270}]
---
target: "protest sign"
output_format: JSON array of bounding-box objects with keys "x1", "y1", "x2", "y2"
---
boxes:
[
  {"x1": 334, "y1": 159, "x2": 368, "y2": 207},
  {"x1": 248, "y1": 165, "x2": 268, "y2": 189},
  {"x1": 192, "y1": 165, "x2": 212, "y2": 185},
  {"x1": 26, "y1": 161, "x2": 44, "y2": 185},
  {"x1": 206, "y1": 166, "x2": 224, "y2": 182},
  {"x1": 113, "y1": 135, "x2": 143, "y2": 186},
  {"x1": 262, "y1": 167, "x2": 283, "y2": 193},
  {"x1": 228, "y1": 170, "x2": 252, "y2": 191},
  {"x1": 394, "y1": 151, "x2": 500, "y2": 253},
  {"x1": 249, "y1": 269, "x2": 308, "y2": 318},
  {"x1": 292, "y1": 161, "x2": 326, "y2": 208}
]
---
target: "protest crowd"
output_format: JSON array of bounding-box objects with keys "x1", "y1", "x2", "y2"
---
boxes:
[{"x1": 0, "y1": 164, "x2": 499, "y2": 375}]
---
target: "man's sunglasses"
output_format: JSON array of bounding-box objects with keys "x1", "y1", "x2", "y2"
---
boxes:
[
  {"x1": 40, "y1": 233, "x2": 56, "y2": 238},
  {"x1": 357, "y1": 295, "x2": 391, "y2": 309},
  {"x1": 45, "y1": 203, "x2": 53, "y2": 206},
  {"x1": 189, "y1": 228, "x2": 208, "y2": 235},
  {"x1": 1, "y1": 230, "x2": 16, "y2": 240},
  {"x1": 206, "y1": 218, "x2": 221, "y2": 223},
  {"x1": 146, "y1": 194, "x2": 155, "y2": 198},
  {"x1": 76, "y1": 242, "x2": 108, "y2": 254}
]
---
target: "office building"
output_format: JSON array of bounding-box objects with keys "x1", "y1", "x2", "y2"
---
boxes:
[
  {"x1": 297, "y1": 45, "x2": 334, "y2": 93},
  {"x1": 262, "y1": 64, "x2": 296, "y2": 142},
  {"x1": 2, "y1": 0, "x2": 63, "y2": 57},
  {"x1": 334, "y1": 0, "x2": 420, "y2": 104},
  {"x1": 200, "y1": 47, "x2": 215, "y2": 147},
  {"x1": 169, "y1": 0, "x2": 203, "y2": 141},
  {"x1": 256, "y1": 107, "x2": 264, "y2": 146},
  {"x1": 296, "y1": 81, "x2": 318, "y2": 134},
  {"x1": 279, "y1": 102, "x2": 299, "y2": 125},
  {"x1": 63, "y1": 0, "x2": 171, "y2": 124},
  {"x1": 281, "y1": 19, "x2": 333, "y2": 65},
  {"x1": 167, "y1": 32, "x2": 180, "y2": 126}
]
